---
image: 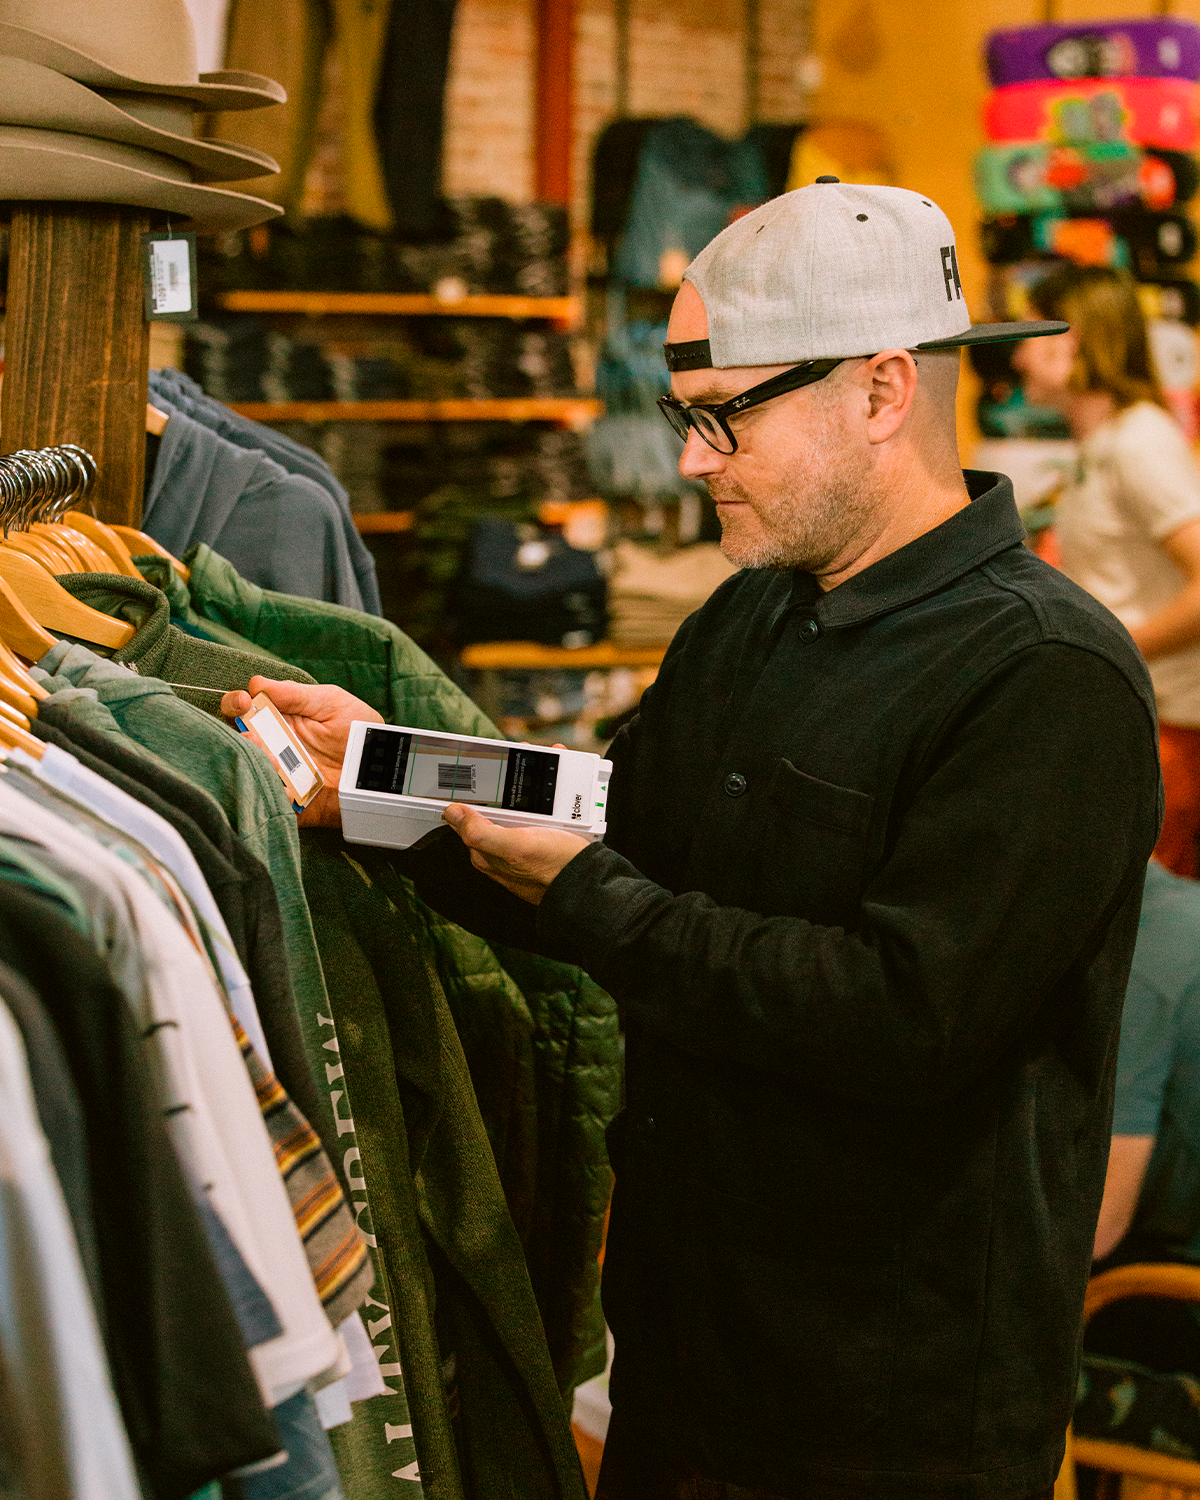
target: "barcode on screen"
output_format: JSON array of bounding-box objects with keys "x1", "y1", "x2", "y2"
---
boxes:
[
  {"x1": 279, "y1": 745, "x2": 301, "y2": 775},
  {"x1": 438, "y1": 763, "x2": 476, "y2": 791}
]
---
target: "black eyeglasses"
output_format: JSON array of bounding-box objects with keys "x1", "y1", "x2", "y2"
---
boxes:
[{"x1": 657, "y1": 358, "x2": 844, "y2": 455}]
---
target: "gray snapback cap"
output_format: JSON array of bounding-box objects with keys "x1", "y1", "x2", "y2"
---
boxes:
[{"x1": 666, "y1": 178, "x2": 1066, "y2": 371}]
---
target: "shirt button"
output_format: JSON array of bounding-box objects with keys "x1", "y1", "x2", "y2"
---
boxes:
[
  {"x1": 636, "y1": 1115, "x2": 657, "y2": 1139},
  {"x1": 724, "y1": 772, "x2": 748, "y2": 798},
  {"x1": 797, "y1": 618, "x2": 821, "y2": 643}
]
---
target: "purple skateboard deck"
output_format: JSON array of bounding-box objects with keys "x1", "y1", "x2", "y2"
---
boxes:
[{"x1": 987, "y1": 19, "x2": 1200, "y2": 87}]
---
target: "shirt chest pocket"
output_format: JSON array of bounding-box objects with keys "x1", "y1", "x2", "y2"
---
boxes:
[{"x1": 756, "y1": 759, "x2": 874, "y2": 925}]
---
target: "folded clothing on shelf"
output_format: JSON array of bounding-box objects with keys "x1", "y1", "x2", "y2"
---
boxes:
[
  {"x1": 456, "y1": 518, "x2": 608, "y2": 648},
  {"x1": 607, "y1": 539, "x2": 737, "y2": 647},
  {"x1": 382, "y1": 425, "x2": 595, "y2": 511},
  {"x1": 197, "y1": 201, "x2": 570, "y2": 297},
  {"x1": 184, "y1": 317, "x2": 579, "y2": 405}
]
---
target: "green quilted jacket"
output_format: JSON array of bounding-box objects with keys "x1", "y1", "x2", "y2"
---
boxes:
[{"x1": 141, "y1": 548, "x2": 618, "y2": 1392}]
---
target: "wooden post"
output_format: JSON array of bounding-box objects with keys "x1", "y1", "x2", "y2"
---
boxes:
[
  {"x1": 535, "y1": 0, "x2": 574, "y2": 204},
  {"x1": 3, "y1": 203, "x2": 151, "y2": 525}
]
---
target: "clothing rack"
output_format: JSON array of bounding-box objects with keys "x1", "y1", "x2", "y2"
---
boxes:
[{"x1": 0, "y1": 444, "x2": 97, "y2": 534}]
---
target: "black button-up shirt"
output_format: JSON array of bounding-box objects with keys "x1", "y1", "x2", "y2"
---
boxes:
[{"x1": 410, "y1": 473, "x2": 1162, "y2": 1499}]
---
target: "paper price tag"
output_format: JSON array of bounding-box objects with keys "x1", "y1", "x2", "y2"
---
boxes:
[
  {"x1": 235, "y1": 693, "x2": 324, "y2": 812},
  {"x1": 143, "y1": 230, "x2": 199, "y2": 321}
]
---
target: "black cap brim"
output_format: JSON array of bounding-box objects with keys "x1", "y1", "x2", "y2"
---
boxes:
[{"x1": 915, "y1": 319, "x2": 1069, "y2": 350}]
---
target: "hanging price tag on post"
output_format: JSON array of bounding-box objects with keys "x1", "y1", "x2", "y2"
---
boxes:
[{"x1": 142, "y1": 229, "x2": 199, "y2": 321}]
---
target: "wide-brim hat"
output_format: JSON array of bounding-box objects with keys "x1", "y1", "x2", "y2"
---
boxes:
[
  {"x1": 0, "y1": 57, "x2": 278, "y2": 182},
  {"x1": 0, "y1": 0, "x2": 284, "y2": 111},
  {"x1": 0, "y1": 127, "x2": 283, "y2": 233}
]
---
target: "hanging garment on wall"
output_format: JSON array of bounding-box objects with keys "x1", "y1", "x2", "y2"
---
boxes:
[
  {"x1": 611, "y1": 118, "x2": 770, "y2": 289},
  {"x1": 986, "y1": 18, "x2": 1200, "y2": 88},
  {"x1": 213, "y1": 0, "x2": 330, "y2": 212},
  {"x1": 329, "y1": 0, "x2": 395, "y2": 231},
  {"x1": 783, "y1": 120, "x2": 897, "y2": 192},
  {"x1": 984, "y1": 77, "x2": 1200, "y2": 152},
  {"x1": 591, "y1": 119, "x2": 654, "y2": 245},
  {"x1": 456, "y1": 518, "x2": 608, "y2": 648},
  {"x1": 374, "y1": 0, "x2": 458, "y2": 237},
  {"x1": 149, "y1": 368, "x2": 382, "y2": 616}
]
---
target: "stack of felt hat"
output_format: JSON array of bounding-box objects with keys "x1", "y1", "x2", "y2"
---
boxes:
[
  {"x1": 975, "y1": 16, "x2": 1200, "y2": 447},
  {"x1": 0, "y1": 0, "x2": 284, "y2": 233}
]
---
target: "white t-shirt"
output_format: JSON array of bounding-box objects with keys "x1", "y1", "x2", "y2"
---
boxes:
[{"x1": 1056, "y1": 400, "x2": 1200, "y2": 727}]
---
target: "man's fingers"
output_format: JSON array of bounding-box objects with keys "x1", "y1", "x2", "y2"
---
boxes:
[
  {"x1": 246, "y1": 676, "x2": 383, "y2": 726},
  {"x1": 443, "y1": 803, "x2": 508, "y2": 853},
  {"x1": 222, "y1": 688, "x2": 252, "y2": 719}
]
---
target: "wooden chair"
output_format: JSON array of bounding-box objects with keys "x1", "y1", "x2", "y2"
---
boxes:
[{"x1": 1055, "y1": 1265, "x2": 1200, "y2": 1500}]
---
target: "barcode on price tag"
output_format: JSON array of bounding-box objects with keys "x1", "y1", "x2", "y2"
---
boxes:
[
  {"x1": 142, "y1": 230, "x2": 199, "y2": 321},
  {"x1": 234, "y1": 693, "x2": 324, "y2": 811}
]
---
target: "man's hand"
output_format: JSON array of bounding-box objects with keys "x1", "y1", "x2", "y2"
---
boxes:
[
  {"x1": 443, "y1": 803, "x2": 588, "y2": 905},
  {"x1": 221, "y1": 676, "x2": 382, "y2": 827}
]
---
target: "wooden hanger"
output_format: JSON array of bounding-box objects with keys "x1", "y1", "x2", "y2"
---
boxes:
[
  {"x1": 0, "y1": 696, "x2": 45, "y2": 757},
  {"x1": 147, "y1": 403, "x2": 170, "y2": 436},
  {"x1": 0, "y1": 549, "x2": 135, "y2": 650},
  {"x1": 108, "y1": 524, "x2": 190, "y2": 582},
  {"x1": 0, "y1": 574, "x2": 57, "y2": 661},
  {"x1": 0, "y1": 638, "x2": 47, "y2": 699},
  {"x1": 0, "y1": 671, "x2": 38, "y2": 719},
  {"x1": 0, "y1": 711, "x2": 46, "y2": 759},
  {"x1": 64, "y1": 513, "x2": 144, "y2": 578},
  {"x1": 35, "y1": 523, "x2": 114, "y2": 573},
  {"x1": 1, "y1": 529, "x2": 77, "y2": 574}
]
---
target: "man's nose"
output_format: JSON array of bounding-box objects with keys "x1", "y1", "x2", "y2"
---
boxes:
[{"x1": 678, "y1": 426, "x2": 725, "y2": 479}]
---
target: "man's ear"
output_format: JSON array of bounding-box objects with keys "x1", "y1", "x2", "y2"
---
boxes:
[{"x1": 864, "y1": 349, "x2": 919, "y2": 446}]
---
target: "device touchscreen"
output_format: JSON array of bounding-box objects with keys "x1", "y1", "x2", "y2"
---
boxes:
[{"x1": 356, "y1": 727, "x2": 560, "y2": 815}]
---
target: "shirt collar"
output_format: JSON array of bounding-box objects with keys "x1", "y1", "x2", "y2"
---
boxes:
[{"x1": 782, "y1": 471, "x2": 1026, "y2": 630}]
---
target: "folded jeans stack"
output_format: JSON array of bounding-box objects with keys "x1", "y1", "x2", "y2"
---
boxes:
[{"x1": 607, "y1": 540, "x2": 737, "y2": 648}]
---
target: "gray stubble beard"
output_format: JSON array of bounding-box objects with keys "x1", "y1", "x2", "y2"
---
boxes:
[{"x1": 709, "y1": 463, "x2": 877, "y2": 573}]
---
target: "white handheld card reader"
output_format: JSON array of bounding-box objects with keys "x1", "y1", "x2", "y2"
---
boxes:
[{"x1": 338, "y1": 722, "x2": 612, "y2": 850}]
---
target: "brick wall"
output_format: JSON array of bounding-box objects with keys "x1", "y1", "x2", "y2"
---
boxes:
[{"x1": 442, "y1": 0, "x2": 814, "y2": 223}]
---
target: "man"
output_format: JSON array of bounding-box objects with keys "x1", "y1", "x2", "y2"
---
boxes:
[{"x1": 225, "y1": 182, "x2": 1162, "y2": 1500}]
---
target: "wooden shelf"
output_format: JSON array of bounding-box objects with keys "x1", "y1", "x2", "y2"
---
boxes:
[
  {"x1": 460, "y1": 640, "x2": 668, "y2": 670},
  {"x1": 353, "y1": 511, "x2": 414, "y2": 534},
  {"x1": 215, "y1": 291, "x2": 578, "y2": 327},
  {"x1": 227, "y1": 397, "x2": 602, "y2": 428}
]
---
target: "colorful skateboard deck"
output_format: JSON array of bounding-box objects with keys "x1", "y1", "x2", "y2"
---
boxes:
[
  {"x1": 985, "y1": 77, "x2": 1200, "y2": 151},
  {"x1": 977, "y1": 141, "x2": 1146, "y2": 215},
  {"x1": 986, "y1": 19, "x2": 1200, "y2": 87}
]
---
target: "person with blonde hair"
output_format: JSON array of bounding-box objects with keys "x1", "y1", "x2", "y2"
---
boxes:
[{"x1": 1019, "y1": 265, "x2": 1200, "y2": 874}]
